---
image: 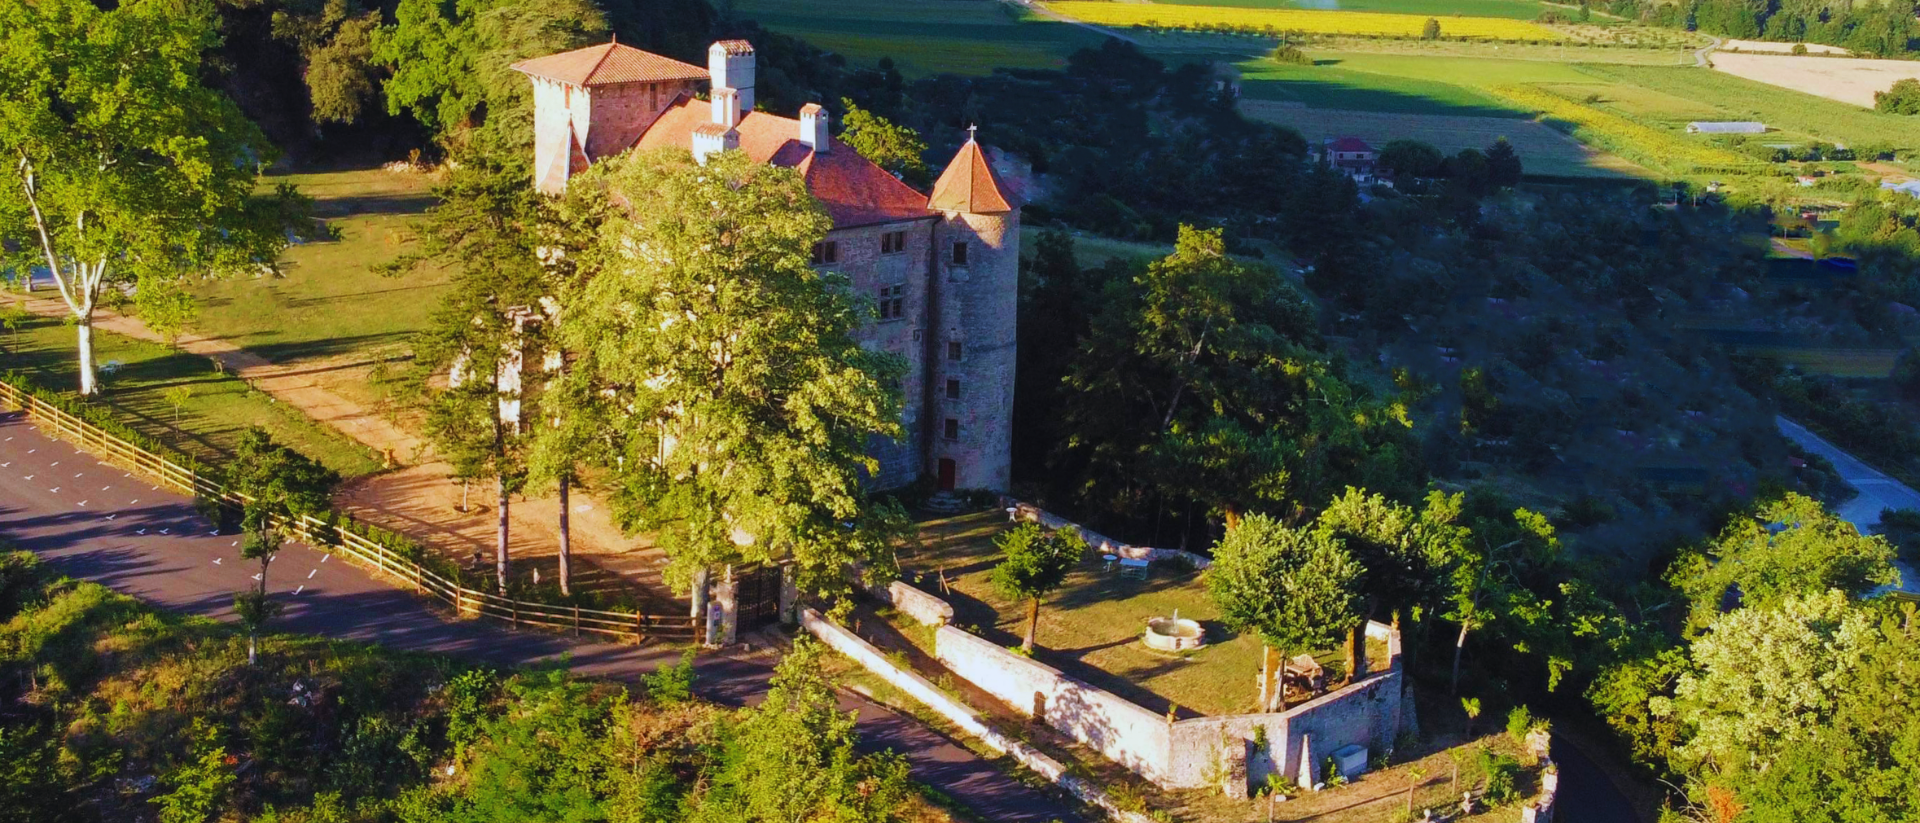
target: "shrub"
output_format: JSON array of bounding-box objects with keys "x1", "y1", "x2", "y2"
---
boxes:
[
  {"x1": 1791, "y1": 43, "x2": 1809, "y2": 55},
  {"x1": 1506, "y1": 705, "x2": 1535, "y2": 743},
  {"x1": 642, "y1": 649, "x2": 697, "y2": 705},
  {"x1": 1270, "y1": 43, "x2": 1313, "y2": 65},
  {"x1": 1478, "y1": 747, "x2": 1523, "y2": 805}
]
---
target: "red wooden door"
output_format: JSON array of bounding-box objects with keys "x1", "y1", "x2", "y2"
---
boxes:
[{"x1": 937, "y1": 458, "x2": 956, "y2": 491}]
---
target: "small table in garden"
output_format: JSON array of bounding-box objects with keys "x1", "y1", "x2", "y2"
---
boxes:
[{"x1": 1118, "y1": 557, "x2": 1150, "y2": 580}]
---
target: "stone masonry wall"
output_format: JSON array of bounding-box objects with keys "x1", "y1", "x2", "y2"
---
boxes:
[
  {"x1": 823, "y1": 218, "x2": 938, "y2": 489},
  {"x1": 930, "y1": 210, "x2": 1018, "y2": 492}
]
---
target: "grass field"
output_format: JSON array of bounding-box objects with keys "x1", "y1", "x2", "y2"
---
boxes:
[
  {"x1": 1576, "y1": 64, "x2": 1920, "y2": 152},
  {"x1": 1043, "y1": 1, "x2": 1566, "y2": 39},
  {"x1": 1488, "y1": 84, "x2": 1758, "y2": 174},
  {"x1": 0, "y1": 313, "x2": 382, "y2": 476},
  {"x1": 1238, "y1": 51, "x2": 1603, "y2": 115},
  {"x1": 731, "y1": 0, "x2": 1102, "y2": 75},
  {"x1": 1242, "y1": 100, "x2": 1647, "y2": 176},
  {"x1": 1154, "y1": 0, "x2": 1551, "y2": 19}
]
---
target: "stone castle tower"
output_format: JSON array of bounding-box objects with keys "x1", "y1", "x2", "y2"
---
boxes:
[{"x1": 513, "y1": 39, "x2": 1021, "y2": 492}]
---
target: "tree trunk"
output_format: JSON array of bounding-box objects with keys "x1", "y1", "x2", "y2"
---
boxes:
[
  {"x1": 1344, "y1": 623, "x2": 1368, "y2": 683},
  {"x1": 1223, "y1": 505, "x2": 1242, "y2": 531},
  {"x1": 557, "y1": 475, "x2": 572, "y2": 597},
  {"x1": 1022, "y1": 596, "x2": 1040, "y2": 652},
  {"x1": 1259, "y1": 643, "x2": 1272, "y2": 710},
  {"x1": 496, "y1": 475, "x2": 510, "y2": 594},
  {"x1": 76, "y1": 314, "x2": 96, "y2": 396},
  {"x1": 1451, "y1": 622, "x2": 1470, "y2": 695},
  {"x1": 248, "y1": 633, "x2": 257, "y2": 666}
]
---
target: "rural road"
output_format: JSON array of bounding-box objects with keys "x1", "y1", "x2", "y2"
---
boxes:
[
  {"x1": 1776, "y1": 415, "x2": 1920, "y2": 593},
  {"x1": 0, "y1": 409, "x2": 1086, "y2": 823},
  {"x1": 1695, "y1": 35, "x2": 1723, "y2": 68}
]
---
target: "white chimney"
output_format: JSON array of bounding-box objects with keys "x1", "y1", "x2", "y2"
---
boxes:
[
  {"x1": 691, "y1": 122, "x2": 739, "y2": 165},
  {"x1": 799, "y1": 103, "x2": 829, "y2": 153},
  {"x1": 711, "y1": 87, "x2": 740, "y2": 128},
  {"x1": 708, "y1": 40, "x2": 755, "y2": 117}
]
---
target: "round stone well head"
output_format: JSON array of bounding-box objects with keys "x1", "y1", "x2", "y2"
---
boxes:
[{"x1": 1144, "y1": 616, "x2": 1206, "y2": 652}]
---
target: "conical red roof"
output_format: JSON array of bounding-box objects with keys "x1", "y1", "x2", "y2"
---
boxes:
[{"x1": 928, "y1": 138, "x2": 1016, "y2": 214}]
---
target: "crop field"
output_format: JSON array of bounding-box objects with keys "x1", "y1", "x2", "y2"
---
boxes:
[
  {"x1": 1575, "y1": 64, "x2": 1920, "y2": 152},
  {"x1": 1237, "y1": 51, "x2": 1608, "y2": 115},
  {"x1": 1489, "y1": 84, "x2": 1759, "y2": 174},
  {"x1": 1152, "y1": 0, "x2": 1550, "y2": 19},
  {"x1": 730, "y1": 0, "x2": 1101, "y2": 75},
  {"x1": 1240, "y1": 100, "x2": 1647, "y2": 176},
  {"x1": 1708, "y1": 51, "x2": 1920, "y2": 109},
  {"x1": 1041, "y1": 2, "x2": 1567, "y2": 40},
  {"x1": 1719, "y1": 38, "x2": 1850, "y2": 55}
]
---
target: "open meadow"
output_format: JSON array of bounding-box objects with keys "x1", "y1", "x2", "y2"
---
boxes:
[
  {"x1": 1152, "y1": 0, "x2": 1553, "y2": 19},
  {"x1": 1574, "y1": 64, "x2": 1920, "y2": 151},
  {"x1": 730, "y1": 0, "x2": 1100, "y2": 75},
  {"x1": 1041, "y1": 1, "x2": 1566, "y2": 39},
  {"x1": 1709, "y1": 51, "x2": 1920, "y2": 109}
]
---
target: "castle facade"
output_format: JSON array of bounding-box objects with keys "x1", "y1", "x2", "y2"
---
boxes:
[{"x1": 512, "y1": 40, "x2": 1019, "y2": 492}]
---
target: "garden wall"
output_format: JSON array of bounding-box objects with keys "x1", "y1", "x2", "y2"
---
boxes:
[{"x1": 1002, "y1": 498, "x2": 1212, "y2": 570}]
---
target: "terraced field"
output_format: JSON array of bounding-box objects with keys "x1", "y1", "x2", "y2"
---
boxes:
[{"x1": 1042, "y1": 1, "x2": 1566, "y2": 39}]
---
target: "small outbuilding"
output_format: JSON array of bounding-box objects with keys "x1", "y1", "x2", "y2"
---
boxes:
[{"x1": 1686, "y1": 121, "x2": 1767, "y2": 134}]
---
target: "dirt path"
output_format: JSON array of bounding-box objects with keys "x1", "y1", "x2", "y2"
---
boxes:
[{"x1": 10, "y1": 285, "x2": 679, "y2": 606}]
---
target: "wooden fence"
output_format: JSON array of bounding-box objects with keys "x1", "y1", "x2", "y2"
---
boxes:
[{"x1": 0, "y1": 381, "x2": 702, "y2": 643}]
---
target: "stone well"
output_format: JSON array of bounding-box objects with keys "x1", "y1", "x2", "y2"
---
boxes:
[{"x1": 1144, "y1": 616, "x2": 1205, "y2": 652}]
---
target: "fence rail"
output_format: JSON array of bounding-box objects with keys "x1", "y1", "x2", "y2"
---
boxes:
[{"x1": 0, "y1": 381, "x2": 701, "y2": 643}]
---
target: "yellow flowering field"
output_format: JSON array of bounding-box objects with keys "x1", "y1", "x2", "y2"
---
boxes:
[{"x1": 1041, "y1": 2, "x2": 1566, "y2": 40}]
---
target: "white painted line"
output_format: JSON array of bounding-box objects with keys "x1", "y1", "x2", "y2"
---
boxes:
[
  {"x1": 136, "y1": 529, "x2": 146, "y2": 535},
  {"x1": 77, "y1": 500, "x2": 86, "y2": 507},
  {"x1": 321, "y1": 554, "x2": 329, "y2": 562},
  {"x1": 209, "y1": 530, "x2": 218, "y2": 536},
  {"x1": 49, "y1": 461, "x2": 57, "y2": 466},
  {"x1": 158, "y1": 529, "x2": 169, "y2": 535},
  {"x1": 73, "y1": 472, "x2": 80, "y2": 478},
  {"x1": 212, "y1": 558, "x2": 221, "y2": 565},
  {"x1": 307, "y1": 569, "x2": 317, "y2": 579},
  {"x1": 48, "y1": 487, "x2": 58, "y2": 493},
  {"x1": 252, "y1": 573, "x2": 262, "y2": 581},
  {"x1": 104, "y1": 514, "x2": 115, "y2": 521},
  {"x1": 24, "y1": 475, "x2": 32, "y2": 480},
  {"x1": 130, "y1": 499, "x2": 138, "y2": 504},
  {"x1": 293, "y1": 585, "x2": 305, "y2": 595},
  {"x1": 101, "y1": 485, "x2": 109, "y2": 491},
  {"x1": 231, "y1": 541, "x2": 238, "y2": 547}
]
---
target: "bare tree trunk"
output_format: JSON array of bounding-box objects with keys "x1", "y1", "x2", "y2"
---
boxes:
[
  {"x1": 1452, "y1": 622, "x2": 1470, "y2": 695},
  {"x1": 76, "y1": 314, "x2": 96, "y2": 395},
  {"x1": 496, "y1": 475, "x2": 510, "y2": 595},
  {"x1": 248, "y1": 634, "x2": 257, "y2": 666},
  {"x1": 1344, "y1": 623, "x2": 1365, "y2": 683},
  {"x1": 1023, "y1": 596, "x2": 1040, "y2": 651},
  {"x1": 1259, "y1": 644, "x2": 1271, "y2": 710},
  {"x1": 557, "y1": 474, "x2": 572, "y2": 597}
]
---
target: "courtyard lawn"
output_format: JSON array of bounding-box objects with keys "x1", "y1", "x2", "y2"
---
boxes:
[
  {"x1": 900, "y1": 511, "x2": 1382, "y2": 718},
  {"x1": 0, "y1": 313, "x2": 383, "y2": 477},
  {"x1": 730, "y1": 0, "x2": 1102, "y2": 75}
]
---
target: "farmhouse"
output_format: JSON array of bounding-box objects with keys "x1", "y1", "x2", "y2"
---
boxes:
[
  {"x1": 1323, "y1": 135, "x2": 1377, "y2": 170},
  {"x1": 511, "y1": 40, "x2": 1021, "y2": 493},
  {"x1": 1686, "y1": 121, "x2": 1767, "y2": 134}
]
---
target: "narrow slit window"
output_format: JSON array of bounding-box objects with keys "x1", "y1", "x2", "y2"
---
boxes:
[
  {"x1": 943, "y1": 418, "x2": 960, "y2": 440},
  {"x1": 946, "y1": 378, "x2": 961, "y2": 399},
  {"x1": 952, "y1": 241, "x2": 969, "y2": 265}
]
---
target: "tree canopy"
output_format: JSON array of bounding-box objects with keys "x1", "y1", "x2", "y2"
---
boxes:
[
  {"x1": 1670, "y1": 493, "x2": 1899, "y2": 631},
  {"x1": 990, "y1": 524, "x2": 1087, "y2": 651}
]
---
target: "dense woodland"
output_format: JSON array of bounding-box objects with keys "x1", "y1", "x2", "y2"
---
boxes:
[
  {"x1": 1606, "y1": 0, "x2": 1920, "y2": 55},
  {"x1": 4, "y1": 0, "x2": 1920, "y2": 821}
]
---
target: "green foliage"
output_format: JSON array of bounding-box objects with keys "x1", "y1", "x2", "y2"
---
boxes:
[
  {"x1": 1476, "y1": 747, "x2": 1521, "y2": 805},
  {"x1": 1876, "y1": 77, "x2": 1920, "y2": 115},
  {"x1": 990, "y1": 524, "x2": 1087, "y2": 650},
  {"x1": 1484, "y1": 137, "x2": 1522, "y2": 188},
  {"x1": 0, "y1": 0, "x2": 304, "y2": 394},
  {"x1": 1377, "y1": 139, "x2": 1445, "y2": 179},
  {"x1": 643, "y1": 649, "x2": 698, "y2": 705},
  {"x1": 554, "y1": 149, "x2": 910, "y2": 596},
  {"x1": 838, "y1": 98, "x2": 931, "y2": 188},
  {"x1": 1669, "y1": 493, "x2": 1898, "y2": 632},
  {"x1": 1505, "y1": 705, "x2": 1533, "y2": 744},
  {"x1": 1268, "y1": 43, "x2": 1312, "y2": 65},
  {"x1": 1207, "y1": 513, "x2": 1363, "y2": 663},
  {"x1": 154, "y1": 720, "x2": 235, "y2": 823},
  {"x1": 1421, "y1": 17, "x2": 1441, "y2": 39},
  {"x1": 0, "y1": 722, "x2": 72, "y2": 823}
]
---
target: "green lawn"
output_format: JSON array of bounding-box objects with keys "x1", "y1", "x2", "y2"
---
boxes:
[
  {"x1": 1154, "y1": 0, "x2": 1551, "y2": 20},
  {"x1": 0, "y1": 313, "x2": 382, "y2": 477},
  {"x1": 900, "y1": 512, "x2": 1377, "y2": 717},
  {"x1": 730, "y1": 0, "x2": 1103, "y2": 75}
]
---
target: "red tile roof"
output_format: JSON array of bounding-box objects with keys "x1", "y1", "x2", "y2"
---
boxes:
[
  {"x1": 1329, "y1": 136, "x2": 1375, "y2": 154},
  {"x1": 928, "y1": 139, "x2": 1016, "y2": 214},
  {"x1": 631, "y1": 95, "x2": 934, "y2": 228},
  {"x1": 511, "y1": 42, "x2": 708, "y2": 87}
]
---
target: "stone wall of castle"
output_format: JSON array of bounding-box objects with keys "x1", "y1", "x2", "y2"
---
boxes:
[
  {"x1": 827, "y1": 217, "x2": 939, "y2": 489},
  {"x1": 930, "y1": 210, "x2": 1018, "y2": 492}
]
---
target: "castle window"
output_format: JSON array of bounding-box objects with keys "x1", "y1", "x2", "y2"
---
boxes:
[
  {"x1": 811, "y1": 241, "x2": 839, "y2": 265},
  {"x1": 943, "y1": 418, "x2": 960, "y2": 440},
  {"x1": 877, "y1": 284, "x2": 905, "y2": 320},
  {"x1": 952, "y1": 241, "x2": 969, "y2": 265},
  {"x1": 881, "y1": 230, "x2": 908, "y2": 255},
  {"x1": 946, "y1": 378, "x2": 961, "y2": 399},
  {"x1": 947, "y1": 341, "x2": 963, "y2": 361}
]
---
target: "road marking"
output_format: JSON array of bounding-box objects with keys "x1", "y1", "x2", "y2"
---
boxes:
[
  {"x1": 212, "y1": 558, "x2": 221, "y2": 565},
  {"x1": 1, "y1": 462, "x2": 9, "y2": 468},
  {"x1": 159, "y1": 528, "x2": 169, "y2": 535},
  {"x1": 73, "y1": 472, "x2": 81, "y2": 478},
  {"x1": 321, "y1": 554, "x2": 329, "y2": 562},
  {"x1": 77, "y1": 500, "x2": 87, "y2": 507},
  {"x1": 252, "y1": 573, "x2": 262, "y2": 581},
  {"x1": 130, "y1": 499, "x2": 138, "y2": 504},
  {"x1": 136, "y1": 529, "x2": 147, "y2": 535},
  {"x1": 49, "y1": 461, "x2": 57, "y2": 466},
  {"x1": 48, "y1": 487, "x2": 58, "y2": 493},
  {"x1": 24, "y1": 475, "x2": 33, "y2": 480},
  {"x1": 293, "y1": 585, "x2": 305, "y2": 595},
  {"x1": 101, "y1": 485, "x2": 110, "y2": 490},
  {"x1": 307, "y1": 569, "x2": 317, "y2": 579},
  {"x1": 209, "y1": 530, "x2": 218, "y2": 536},
  {"x1": 104, "y1": 514, "x2": 116, "y2": 521}
]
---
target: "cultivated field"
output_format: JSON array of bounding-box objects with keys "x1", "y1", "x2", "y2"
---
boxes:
[
  {"x1": 1576, "y1": 64, "x2": 1920, "y2": 151},
  {"x1": 1489, "y1": 84, "x2": 1758, "y2": 174},
  {"x1": 1240, "y1": 100, "x2": 1646, "y2": 176},
  {"x1": 1153, "y1": 0, "x2": 1551, "y2": 19},
  {"x1": 1237, "y1": 51, "x2": 1603, "y2": 115},
  {"x1": 731, "y1": 0, "x2": 1100, "y2": 75},
  {"x1": 1710, "y1": 51, "x2": 1920, "y2": 108},
  {"x1": 1042, "y1": 1, "x2": 1567, "y2": 40},
  {"x1": 1720, "y1": 38, "x2": 1850, "y2": 55}
]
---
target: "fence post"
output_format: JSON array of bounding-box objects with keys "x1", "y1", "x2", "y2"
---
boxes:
[
  {"x1": 573, "y1": 605, "x2": 580, "y2": 638},
  {"x1": 511, "y1": 600, "x2": 519, "y2": 628}
]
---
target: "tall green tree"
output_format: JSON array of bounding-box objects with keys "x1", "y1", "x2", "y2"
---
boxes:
[
  {"x1": 553, "y1": 148, "x2": 909, "y2": 596},
  {"x1": 227, "y1": 428, "x2": 337, "y2": 664},
  {"x1": 837, "y1": 98, "x2": 930, "y2": 188},
  {"x1": 1314, "y1": 487, "x2": 1466, "y2": 678},
  {"x1": 0, "y1": 0, "x2": 303, "y2": 395},
  {"x1": 989, "y1": 524, "x2": 1087, "y2": 652},
  {"x1": 1207, "y1": 513, "x2": 1362, "y2": 710},
  {"x1": 1669, "y1": 493, "x2": 1899, "y2": 632},
  {"x1": 390, "y1": 154, "x2": 549, "y2": 594}
]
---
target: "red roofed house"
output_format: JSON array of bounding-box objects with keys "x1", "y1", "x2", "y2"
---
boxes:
[
  {"x1": 513, "y1": 40, "x2": 1020, "y2": 492},
  {"x1": 1324, "y1": 136, "x2": 1377, "y2": 171}
]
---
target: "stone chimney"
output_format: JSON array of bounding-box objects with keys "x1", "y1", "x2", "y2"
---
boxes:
[
  {"x1": 708, "y1": 40, "x2": 755, "y2": 118},
  {"x1": 711, "y1": 87, "x2": 740, "y2": 128},
  {"x1": 799, "y1": 103, "x2": 829, "y2": 153},
  {"x1": 691, "y1": 122, "x2": 739, "y2": 165}
]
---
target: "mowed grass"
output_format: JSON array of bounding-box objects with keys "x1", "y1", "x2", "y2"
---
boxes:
[
  {"x1": 0, "y1": 314, "x2": 383, "y2": 477},
  {"x1": 1153, "y1": 0, "x2": 1551, "y2": 20},
  {"x1": 1043, "y1": 2, "x2": 1566, "y2": 39},
  {"x1": 1237, "y1": 51, "x2": 1599, "y2": 115},
  {"x1": 1575, "y1": 64, "x2": 1920, "y2": 152},
  {"x1": 731, "y1": 0, "x2": 1103, "y2": 75},
  {"x1": 902, "y1": 512, "x2": 1374, "y2": 717}
]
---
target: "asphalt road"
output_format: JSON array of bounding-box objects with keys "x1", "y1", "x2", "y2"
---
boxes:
[
  {"x1": 0, "y1": 409, "x2": 1083, "y2": 823},
  {"x1": 1777, "y1": 415, "x2": 1920, "y2": 593}
]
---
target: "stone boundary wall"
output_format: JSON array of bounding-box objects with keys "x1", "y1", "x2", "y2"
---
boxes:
[
  {"x1": 866, "y1": 579, "x2": 955, "y2": 627},
  {"x1": 798, "y1": 608, "x2": 1154, "y2": 823},
  {"x1": 1002, "y1": 498, "x2": 1213, "y2": 570}
]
